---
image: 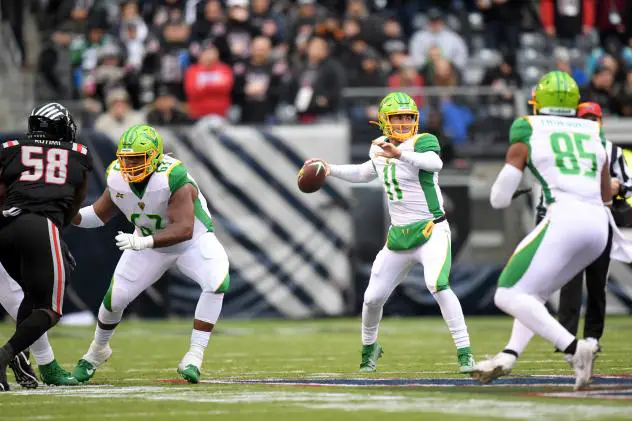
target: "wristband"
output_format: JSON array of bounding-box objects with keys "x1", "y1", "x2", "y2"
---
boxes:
[{"x1": 75, "y1": 205, "x2": 104, "y2": 228}]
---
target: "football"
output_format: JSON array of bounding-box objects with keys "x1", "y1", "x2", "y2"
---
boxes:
[{"x1": 298, "y1": 161, "x2": 327, "y2": 193}]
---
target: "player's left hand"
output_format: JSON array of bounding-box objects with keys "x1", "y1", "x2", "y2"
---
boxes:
[
  {"x1": 372, "y1": 139, "x2": 402, "y2": 159},
  {"x1": 115, "y1": 231, "x2": 154, "y2": 251}
]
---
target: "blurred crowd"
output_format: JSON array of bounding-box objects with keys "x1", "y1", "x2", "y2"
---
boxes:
[{"x1": 2, "y1": 0, "x2": 632, "y2": 150}]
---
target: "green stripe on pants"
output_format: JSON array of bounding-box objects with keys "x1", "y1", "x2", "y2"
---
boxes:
[
  {"x1": 498, "y1": 221, "x2": 550, "y2": 288},
  {"x1": 436, "y1": 234, "x2": 451, "y2": 292}
]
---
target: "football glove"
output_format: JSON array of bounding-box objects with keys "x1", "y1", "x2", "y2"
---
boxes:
[{"x1": 115, "y1": 231, "x2": 154, "y2": 251}]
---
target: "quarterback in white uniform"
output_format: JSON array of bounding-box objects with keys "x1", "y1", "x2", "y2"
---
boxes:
[
  {"x1": 70, "y1": 125, "x2": 229, "y2": 384},
  {"x1": 306, "y1": 92, "x2": 474, "y2": 373},
  {"x1": 472, "y1": 71, "x2": 611, "y2": 390}
]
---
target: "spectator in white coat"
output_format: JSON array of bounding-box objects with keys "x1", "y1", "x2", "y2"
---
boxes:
[{"x1": 408, "y1": 8, "x2": 468, "y2": 72}]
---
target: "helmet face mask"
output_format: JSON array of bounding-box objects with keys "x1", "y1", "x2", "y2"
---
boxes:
[
  {"x1": 117, "y1": 125, "x2": 164, "y2": 183},
  {"x1": 377, "y1": 92, "x2": 419, "y2": 142}
]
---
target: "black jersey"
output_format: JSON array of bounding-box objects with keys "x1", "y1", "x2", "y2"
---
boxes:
[{"x1": 0, "y1": 138, "x2": 92, "y2": 228}]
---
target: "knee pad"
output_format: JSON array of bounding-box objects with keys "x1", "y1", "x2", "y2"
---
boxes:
[
  {"x1": 104, "y1": 285, "x2": 131, "y2": 313},
  {"x1": 363, "y1": 288, "x2": 387, "y2": 308}
]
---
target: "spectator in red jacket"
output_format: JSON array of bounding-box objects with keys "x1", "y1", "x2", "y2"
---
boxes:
[{"x1": 184, "y1": 40, "x2": 234, "y2": 119}]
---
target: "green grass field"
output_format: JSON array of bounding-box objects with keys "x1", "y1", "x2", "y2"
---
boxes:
[{"x1": 1, "y1": 316, "x2": 632, "y2": 421}]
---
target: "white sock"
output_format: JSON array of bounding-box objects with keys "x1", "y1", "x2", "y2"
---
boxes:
[
  {"x1": 30, "y1": 334, "x2": 55, "y2": 366},
  {"x1": 362, "y1": 302, "x2": 383, "y2": 345},
  {"x1": 505, "y1": 319, "x2": 535, "y2": 355},
  {"x1": 434, "y1": 289, "x2": 470, "y2": 349},
  {"x1": 495, "y1": 288, "x2": 575, "y2": 352},
  {"x1": 182, "y1": 329, "x2": 211, "y2": 369},
  {"x1": 94, "y1": 304, "x2": 122, "y2": 346}
]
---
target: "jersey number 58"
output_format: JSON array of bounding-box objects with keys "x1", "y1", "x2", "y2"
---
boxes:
[{"x1": 19, "y1": 146, "x2": 69, "y2": 184}]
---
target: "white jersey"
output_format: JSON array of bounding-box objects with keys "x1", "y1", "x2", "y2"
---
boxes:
[
  {"x1": 511, "y1": 115, "x2": 606, "y2": 205},
  {"x1": 369, "y1": 133, "x2": 444, "y2": 226},
  {"x1": 106, "y1": 155, "x2": 214, "y2": 253}
]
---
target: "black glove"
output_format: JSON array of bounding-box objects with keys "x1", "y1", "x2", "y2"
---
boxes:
[{"x1": 61, "y1": 241, "x2": 77, "y2": 273}]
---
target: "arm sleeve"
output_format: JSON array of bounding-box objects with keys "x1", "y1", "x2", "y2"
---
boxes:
[
  {"x1": 400, "y1": 151, "x2": 443, "y2": 172},
  {"x1": 490, "y1": 164, "x2": 524, "y2": 209},
  {"x1": 329, "y1": 160, "x2": 378, "y2": 183}
]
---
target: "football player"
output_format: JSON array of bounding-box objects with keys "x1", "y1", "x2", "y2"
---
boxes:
[
  {"x1": 304, "y1": 92, "x2": 475, "y2": 373},
  {"x1": 0, "y1": 265, "x2": 79, "y2": 387},
  {"x1": 472, "y1": 71, "x2": 611, "y2": 390},
  {"x1": 71, "y1": 124, "x2": 229, "y2": 384},
  {"x1": 0, "y1": 103, "x2": 91, "y2": 391}
]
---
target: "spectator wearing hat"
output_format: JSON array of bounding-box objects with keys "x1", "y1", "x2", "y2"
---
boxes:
[
  {"x1": 95, "y1": 88, "x2": 146, "y2": 142},
  {"x1": 184, "y1": 40, "x2": 234, "y2": 119},
  {"x1": 284, "y1": 36, "x2": 346, "y2": 123},
  {"x1": 409, "y1": 8, "x2": 468, "y2": 71},
  {"x1": 232, "y1": 36, "x2": 285, "y2": 123},
  {"x1": 147, "y1": 85, "x2": 193, "y2": 126}
]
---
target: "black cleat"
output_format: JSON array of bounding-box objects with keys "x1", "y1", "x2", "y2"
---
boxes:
[
  {"x1": 0, "y1": 360, "x2": 9, "y2": 392},
  {"x1": 9, "y1": 351, "x2": 38, "y2": 389}
]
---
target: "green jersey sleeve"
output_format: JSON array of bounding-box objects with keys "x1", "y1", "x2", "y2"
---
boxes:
[
  {"x1": 168, "y1": 163, "x2": 196, "y2": 193},
  {"x1": 509, "y1": 117, "x2": 533, "y2": 145},
  {"x1": 414, "y1": 133, "x2": 441, "y2": 153}
]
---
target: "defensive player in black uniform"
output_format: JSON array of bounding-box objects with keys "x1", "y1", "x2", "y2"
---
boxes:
[{"x1": 0, "y1": 103, "x2": 91, "y2": 391}]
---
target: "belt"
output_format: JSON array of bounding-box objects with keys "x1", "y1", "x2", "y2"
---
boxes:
[{"x1": 433, "y1": 214, "x2": 446, "y2": 224}]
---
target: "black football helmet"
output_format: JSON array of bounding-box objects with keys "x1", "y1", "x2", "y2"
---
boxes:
[{"x1": 28, "y1": 103, "x2": 77, "y2": 142}]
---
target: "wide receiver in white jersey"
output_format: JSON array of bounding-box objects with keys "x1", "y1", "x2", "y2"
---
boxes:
[
  {"x1": 69, "y1": 124, "x2": 229, "y2": 384},
  {"x1": 471, "y1": 71, "x2": 612, "y2": 390},
  {"x1": 306, "y1": 92, "x2": 474, "y2": 373}
]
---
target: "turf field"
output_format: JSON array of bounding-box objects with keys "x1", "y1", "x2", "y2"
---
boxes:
[{"x1": 1, "y1": 316, "x2": 632, "y2": 421}]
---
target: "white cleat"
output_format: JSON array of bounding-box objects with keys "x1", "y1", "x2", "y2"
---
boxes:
[
  {"x1": 573, "y1": 339, "x2": 598, "y2": 391},
  {"x1": 471, "y1": 352, "x2": 516, "y2": 384},
  {"x1": 83, "y1": 341, "x2": 113, "y2": 368}
]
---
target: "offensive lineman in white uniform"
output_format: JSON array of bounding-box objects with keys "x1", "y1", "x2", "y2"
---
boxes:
[
  {"x1": 472, "y1": 71, "x2": 611, "y2": 390},
  {"x1": 306, "y1": 92, "x2": 474, "y2": 373},
  {"x1": 70, "y1": 125, "x2": 229, "y2": 384}
]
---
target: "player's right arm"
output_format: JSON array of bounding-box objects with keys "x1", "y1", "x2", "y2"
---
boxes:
[
  {"x1": 303, "y1": 159, "x2": 378, "y2": 183},
  {"x1": 490, "y1": 117, "x2": 530, "y2": 209},
  {"x1": 71, "y1": 188, "x2": 120, "y2": 227}
]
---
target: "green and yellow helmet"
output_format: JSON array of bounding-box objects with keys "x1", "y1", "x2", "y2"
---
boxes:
[
  {"x1": 117, "y1": 124, "x2": 164, "y2": 183},
  {"x1": 530, "y1": 71, "x2": 580, "y2": 116},
  {"x1": 375, "y1": 92, "x2": 419, "y2": 141}
]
